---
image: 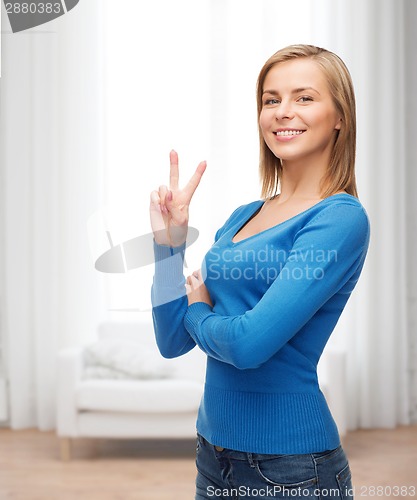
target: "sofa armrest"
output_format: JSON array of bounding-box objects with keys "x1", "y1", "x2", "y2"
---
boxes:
[{"x1": 56, "y1": 347, "x2": 83, "y2": 437}]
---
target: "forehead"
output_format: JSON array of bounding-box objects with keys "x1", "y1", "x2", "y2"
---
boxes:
[{"x1": 263, "y1": 58, "x2": 328, "y2": 93}]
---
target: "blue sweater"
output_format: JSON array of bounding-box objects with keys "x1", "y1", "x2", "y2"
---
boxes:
[{"x1": 151, "y1": 193, "x2": 370, "y2": 454}]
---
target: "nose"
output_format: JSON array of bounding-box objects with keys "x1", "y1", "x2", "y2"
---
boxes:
[{"x1": 275, "y1": 99, "x2": 294, "y2": 120}]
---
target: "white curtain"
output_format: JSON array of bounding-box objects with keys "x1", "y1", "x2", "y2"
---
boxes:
[
  {"x1": 405, "y1": 0, "x2": 417, "y2": 424},
  {"x1": 0, "y1": 0, "x2": 415, "y2": 430},
  {"x1": 0, "y1": 0, "x2": 107, "y2": 429},
  {"x1": 308, "y1": 0, "x2": 410, "y2": 429}
]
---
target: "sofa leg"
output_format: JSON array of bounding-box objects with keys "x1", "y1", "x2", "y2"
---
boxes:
[{"x1": 60, "y1": 438, "x2": 72, "y2": 461}]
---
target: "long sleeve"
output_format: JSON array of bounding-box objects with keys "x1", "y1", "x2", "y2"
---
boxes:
[
  {"x1": 183, "y1": 203, "x2": 370, "y2": 370},
  {"x1": 150, "y1": 205, "x2": 245, "y2": 358},
  {"x1": 151, "y1": 241, "x2": 195, "y2": 357}
]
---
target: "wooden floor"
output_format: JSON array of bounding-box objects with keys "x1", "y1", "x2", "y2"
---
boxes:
[{"x1": 0, "y1": 426, "x2": 416, "y2": 499}]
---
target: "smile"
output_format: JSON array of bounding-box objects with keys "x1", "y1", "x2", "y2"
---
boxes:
[{"x1": 274, "y1": 130, "x2": 305, "y2": 136}]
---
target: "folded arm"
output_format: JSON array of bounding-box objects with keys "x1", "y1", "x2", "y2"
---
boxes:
[{"x1": 183, "y1": 204, "x2": 370, "y2": 369}]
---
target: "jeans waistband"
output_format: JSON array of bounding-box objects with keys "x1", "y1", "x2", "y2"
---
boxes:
[{"x1": 197, "y1": 433, "x2": 342, "y2": 462}]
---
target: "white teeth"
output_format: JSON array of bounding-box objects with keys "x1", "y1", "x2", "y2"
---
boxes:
[{"x1": 275, "y1": 130, "x2": 304, "y2": 136}]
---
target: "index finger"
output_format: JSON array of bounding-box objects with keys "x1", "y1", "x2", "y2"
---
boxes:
[
  {"x1": 183, "y1": 161, "x2": 207, "y2": 200},
  {"x1": 169, "y1": 150, "x2": 179, "y2": 190}
]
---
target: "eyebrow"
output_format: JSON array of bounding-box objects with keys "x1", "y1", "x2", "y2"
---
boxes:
[{"x1": 262, "y1": 87, "x2": 321, "y2": 96}]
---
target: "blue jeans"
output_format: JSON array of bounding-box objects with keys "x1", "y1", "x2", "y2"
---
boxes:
[{"x1": 195, "y1": 434, "x2": 353, "y2": 499}]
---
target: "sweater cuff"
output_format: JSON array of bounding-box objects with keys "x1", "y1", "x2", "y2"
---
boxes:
[
  {"x1": 153, "y1": 240, "x2": 186, "y2": 285},
  {"x1": 152, "y1": 241, "x2": 187, "y2": 307},
  {"x1": 184, "y1": 302, "x2": 214, "y2": 335}
]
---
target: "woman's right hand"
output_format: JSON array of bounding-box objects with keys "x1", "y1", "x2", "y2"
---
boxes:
[{"x1": 150, "y1": 150, "x2": 206, "y2": 247}]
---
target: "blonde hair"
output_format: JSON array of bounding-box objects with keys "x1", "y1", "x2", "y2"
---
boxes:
[{"x1": 256, "y1": 44, "x2": 358, "y2": 199}]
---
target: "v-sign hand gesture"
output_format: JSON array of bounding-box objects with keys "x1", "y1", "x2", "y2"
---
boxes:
[{"x1": 150, "y1": 150, "x2": 207, "y2": 247}]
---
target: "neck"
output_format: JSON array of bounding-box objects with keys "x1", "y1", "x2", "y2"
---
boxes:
[{"x1": 277, "y1": 158, "x2": 328, "y2": 202}]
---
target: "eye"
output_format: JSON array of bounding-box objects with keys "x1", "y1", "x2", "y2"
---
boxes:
[
  {"x1": 263, "y1": 98, "x2": 280, "y2": 106},
  {"x1": 297, "y1": 96, "x2": 313, "y2": 103}
]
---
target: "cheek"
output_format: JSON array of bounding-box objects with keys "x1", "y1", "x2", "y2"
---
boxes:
[
  {"x1": 259, "y1": 111, "x2": 270, "y2": 134},
  {"x1": 316, "y1": 109, "x2": 341, "y2": 130},
  {"x1": 306, "y1": 111, "x2": 335, "y2": 133}
]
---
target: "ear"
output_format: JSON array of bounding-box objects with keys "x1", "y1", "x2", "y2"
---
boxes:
[{"x1": 335, "y1": 117, "x2": 342, "y2": 130}]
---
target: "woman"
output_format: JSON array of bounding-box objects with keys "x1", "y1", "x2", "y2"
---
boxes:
[{"x1": 150, "y1": 45, "x2": 369, "y2": 499}]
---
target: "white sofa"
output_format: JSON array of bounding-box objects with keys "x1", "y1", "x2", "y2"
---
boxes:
[
  {"x1": 56, "y1": 316, "x2": 206, "y2": 460},
  {"x1": 56, "y1": 315, "x2": 347, "y2": 460}
]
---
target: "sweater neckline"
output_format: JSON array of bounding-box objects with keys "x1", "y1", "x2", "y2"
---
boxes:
[{"x1": 231, "y1": 193, "x2": 354, "y2": 246}]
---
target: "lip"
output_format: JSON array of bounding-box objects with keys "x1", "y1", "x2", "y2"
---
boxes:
[{"x1": 273, "y1": 129, "x2": 306, "y2": 142}]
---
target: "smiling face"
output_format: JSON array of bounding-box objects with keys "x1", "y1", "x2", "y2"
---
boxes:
[{"x1": 259, "y1": 58, "x2": 342, "y2": 170}]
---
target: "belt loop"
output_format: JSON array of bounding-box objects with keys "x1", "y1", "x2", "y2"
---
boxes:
[{"x1": 247, "y1": 452, "x2": 255, "y2": 468}]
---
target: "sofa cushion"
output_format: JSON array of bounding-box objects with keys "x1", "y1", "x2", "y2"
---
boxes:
[
  {"x1": 83, "y1": 338, "x2": 174, "y2": 380},
  {"x1": 76, "y1": 379, "x2": 203, "y2": 413}
]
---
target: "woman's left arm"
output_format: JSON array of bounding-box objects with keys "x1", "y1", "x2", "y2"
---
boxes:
[{"x1": 183, "y1": 204, "x2": 370, "y2": 370}]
